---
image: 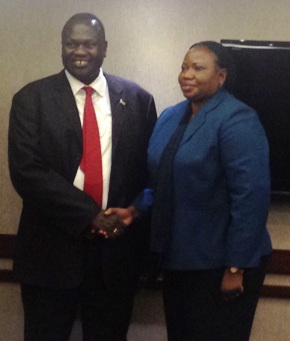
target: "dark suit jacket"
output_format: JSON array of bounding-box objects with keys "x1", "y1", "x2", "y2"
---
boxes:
[{"x1": 8, "y1": 70, "x2": 157, "y2": 290}]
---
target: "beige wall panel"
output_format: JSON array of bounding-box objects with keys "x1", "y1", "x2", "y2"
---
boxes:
[{"x1": 1, "y1": 0, "x2": 290, "y2": 237}]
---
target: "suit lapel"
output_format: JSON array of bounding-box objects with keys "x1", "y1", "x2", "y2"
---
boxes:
[
  {"x1": 53, "y1": 71, "x2": 82, "y2": 146},
  {"x1": 105, "y1": 74, "x2": 125, "y2": 157},
  {"x1": 181, "y1": 107, "x2": 206, "y2": 145},
  {"x1": 181, "y1": 88, "x2": 226, "y2": 145}
]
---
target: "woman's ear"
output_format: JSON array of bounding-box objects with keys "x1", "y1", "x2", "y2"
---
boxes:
[{"x1": 218, "y1": 68, "x2": 227, "y2": 87}]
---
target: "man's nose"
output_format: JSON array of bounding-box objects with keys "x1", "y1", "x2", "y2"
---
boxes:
[{"x1": 74, "y1": 44, "x2": 87, "y2": 55}]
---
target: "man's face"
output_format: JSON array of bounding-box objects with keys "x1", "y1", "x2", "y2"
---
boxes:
[{"x1": 62, "y1": 22, "x2": 107, "y2": 84}]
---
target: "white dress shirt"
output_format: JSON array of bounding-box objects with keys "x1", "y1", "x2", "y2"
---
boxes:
[{"x1": 65, "y1": 69, "x2": 112, "y2": 209}]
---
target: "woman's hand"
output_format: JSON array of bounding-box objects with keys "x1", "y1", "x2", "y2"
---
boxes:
[
  {"x1": 221, "y1": 268, "x2": 244, "y2": 302},
  {"x1": 104, "y1": 206, "x2": 138, "y2": 226}
]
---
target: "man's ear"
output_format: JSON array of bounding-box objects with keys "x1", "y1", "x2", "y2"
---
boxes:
[{"x1": 103, "y1": 41, "x2": 108, "y2": 58}]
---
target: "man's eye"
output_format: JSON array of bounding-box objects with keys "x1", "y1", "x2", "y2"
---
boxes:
[
  {"x1": 65, "y1": 43, "x2": 76, "y2": 49},
  {"x1": 84, "y1": 43, "x2": 97, "y2": 49}
]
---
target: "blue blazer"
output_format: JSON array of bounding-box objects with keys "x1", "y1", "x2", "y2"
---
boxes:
[{"x1": 147, "y1": 88, "x2": 272, "y2": 270}]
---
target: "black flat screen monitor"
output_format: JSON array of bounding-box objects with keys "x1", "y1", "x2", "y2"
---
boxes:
[{"x1": 221, "y1": 40, "x2": 290, "y2": 197}]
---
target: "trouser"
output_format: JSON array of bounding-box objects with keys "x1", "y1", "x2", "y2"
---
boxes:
[
  {"x1": 21, "y1": 267, "x2": 134, "y2": 341},
  {"x1": 163, "y1": 257, "x2": 268, "y2": 341}
]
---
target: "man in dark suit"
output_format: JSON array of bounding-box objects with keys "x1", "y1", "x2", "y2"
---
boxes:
[{"x1": 8, "y1": 13, "x2": 157, "y2": 341}]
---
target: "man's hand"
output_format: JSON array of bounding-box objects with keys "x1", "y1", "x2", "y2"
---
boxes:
[
  {"x1": 221, "y1": 268, "x2": 244, "y2": 302},
  {"x1": 90, "y1": 210, "x2": 126, "y2": 239}
]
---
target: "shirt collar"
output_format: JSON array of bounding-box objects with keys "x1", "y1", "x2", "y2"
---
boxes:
[{"x1": 65, "y1": 68, "x2": 107, "y2": 97}]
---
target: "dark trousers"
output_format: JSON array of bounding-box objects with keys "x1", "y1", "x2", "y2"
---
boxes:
[
  {"x1": 21, "y1": 260, "x2": 134, "y2": 341},
  {"x1": 162, "y1": 257, "x2": 268, "y2": 341}
]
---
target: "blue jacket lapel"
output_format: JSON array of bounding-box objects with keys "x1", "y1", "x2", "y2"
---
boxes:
[{"x1": 181, "y1": 88, "x2": 227, "y2": 146}]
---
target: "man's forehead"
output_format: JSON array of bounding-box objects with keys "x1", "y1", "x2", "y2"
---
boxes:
[{"x1": 64, "y1": 22, "x2": 100, "y2": 38}]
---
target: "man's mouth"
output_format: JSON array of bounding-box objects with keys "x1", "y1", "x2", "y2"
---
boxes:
[{"x1": 74, "y1": 60, "x2": 88, "y2": 67}]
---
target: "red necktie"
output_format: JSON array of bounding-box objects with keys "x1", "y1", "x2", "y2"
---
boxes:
[{"x1": 80, "y1": 86, "x2": 103, "y2": 206}]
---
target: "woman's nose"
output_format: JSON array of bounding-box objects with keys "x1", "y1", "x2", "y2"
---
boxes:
[{"x1": 183, "y1": 68, "x2": 195, "y2": 78}]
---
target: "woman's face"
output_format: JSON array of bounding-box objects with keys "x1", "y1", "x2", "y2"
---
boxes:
[{"x1": 178, "y1": 46, "x2": 227, "y2": 104}]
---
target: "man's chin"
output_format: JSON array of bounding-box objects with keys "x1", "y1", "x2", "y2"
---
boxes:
[{"x1": 67, "y1": 68, "x2": 96, "y2": 85}]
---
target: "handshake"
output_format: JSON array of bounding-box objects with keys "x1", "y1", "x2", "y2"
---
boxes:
[{"x1": 89, "y1": 206, "x2": 137, "y2": 239}]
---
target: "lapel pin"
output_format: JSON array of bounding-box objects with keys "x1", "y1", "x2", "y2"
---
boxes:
[{"x1": 119, "y1": 99, "x2": 126, "y2": 106}]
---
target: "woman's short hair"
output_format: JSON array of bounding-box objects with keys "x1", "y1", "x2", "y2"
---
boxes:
[{"x1": 190, "y1": 41, "x2": 236, "y2": 92}]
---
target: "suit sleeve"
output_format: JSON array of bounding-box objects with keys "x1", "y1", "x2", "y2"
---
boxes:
[
  {"x1": 130, "y1": 93, "x2": 156, "y2": 214},
  {"x1": 8, "y1": 86, "x2": 100, "y2": 239},
  {"x1": 145, "y1": 95, "x2": 158, "y2": 142},
  {"x1": 220, "y1": 105, "x2": 271, "y2": 267}
]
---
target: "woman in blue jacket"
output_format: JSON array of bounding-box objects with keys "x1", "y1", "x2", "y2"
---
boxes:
[{"x1": 105, "y1": 41, "x2": 272, "y2": 341}]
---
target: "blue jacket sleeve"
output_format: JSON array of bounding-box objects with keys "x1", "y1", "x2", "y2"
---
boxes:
[
  {"x1": 220, "y1": 105, "x2": 271, "y2": 267},
  {"x1": 132, "y1": 188, "x2": 153, "y2": 216}
]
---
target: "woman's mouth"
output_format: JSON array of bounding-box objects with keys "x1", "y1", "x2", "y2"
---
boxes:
[{"x1": 181, "y1": 84, "x2": 194, "y2": 91}]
